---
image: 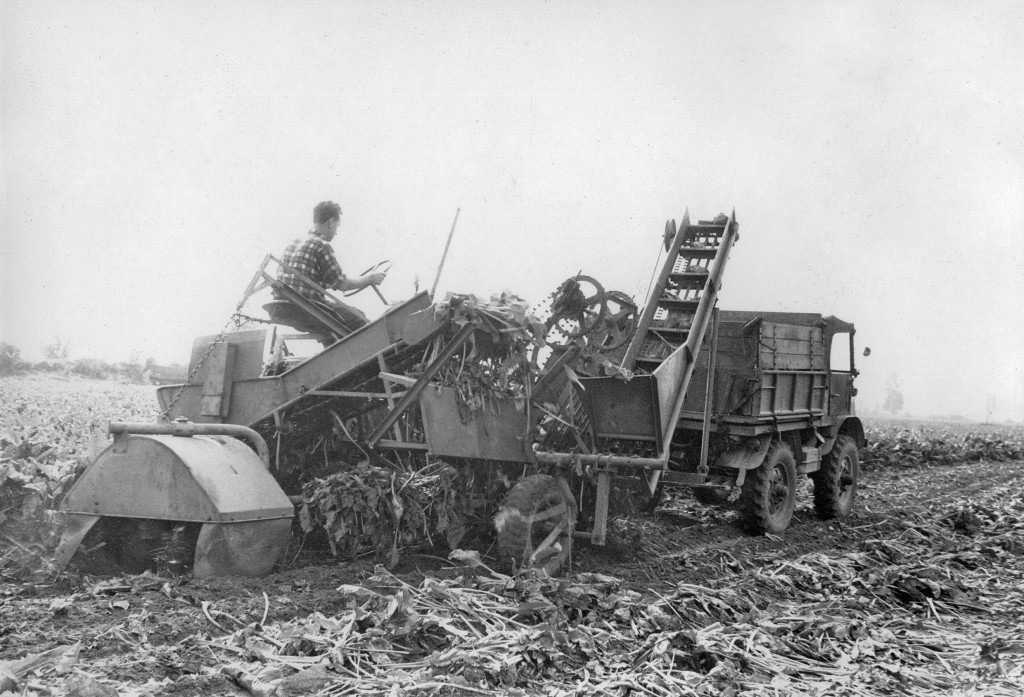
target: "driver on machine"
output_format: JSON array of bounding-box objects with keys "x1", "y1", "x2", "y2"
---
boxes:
[
  {"x1": 269, "y1": 200, "x2": 387, "y2": 344},
  {"x1": 277, "y1": 200, "x2": 386, "y2": 304}
]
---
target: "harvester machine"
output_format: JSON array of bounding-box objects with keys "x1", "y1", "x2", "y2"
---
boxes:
[{"x1": 56, "y1": 208, "x2": 860, "y2": 579}]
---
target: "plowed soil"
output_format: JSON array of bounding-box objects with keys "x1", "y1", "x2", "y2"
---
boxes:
[{"x1": 3, "y1": 452, "x2": 1022, "y2": 695}]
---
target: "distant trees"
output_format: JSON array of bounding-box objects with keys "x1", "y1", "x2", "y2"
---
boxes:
[
  {"x1": 42, "y1": 336, "x2": 71, "y2": 360},
  {"x1": 0, "y1": 342, "x2": 153, "y2": 383},
  {"x1": 0, "y1": 343, "x2": 24, "y2": 375},
  {"x1": 883, "y1": 388, "x2": 904, "y2": 415},
  {"x1": 883, "y1": 373, "x2": 904, "y2": 415}
]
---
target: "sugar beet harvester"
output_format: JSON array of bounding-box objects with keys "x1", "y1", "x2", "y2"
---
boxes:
[{"x1": 55, "y1": 210, "x2": 865, "y2": 577}]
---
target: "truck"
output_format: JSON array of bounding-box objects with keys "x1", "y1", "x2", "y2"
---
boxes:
[{"x1": 54, "y1": 209, "x2": 865, "y2": 578}]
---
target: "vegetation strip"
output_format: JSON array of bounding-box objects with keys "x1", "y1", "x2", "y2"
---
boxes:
[{"x1": 1, "y1": 376, "x2": 1024, "y2": 695}]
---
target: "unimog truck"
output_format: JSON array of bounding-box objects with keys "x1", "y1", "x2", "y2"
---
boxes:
[
  {"x1": 54, "y1": 209, "x2": 865, "y2": 577},
  {"x1": 588, "y1": 308, "x2": 864, "y2": 535}
]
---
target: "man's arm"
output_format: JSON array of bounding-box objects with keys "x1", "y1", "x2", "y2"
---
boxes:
[
  {"x1": 315, "y1": 239, "x2": 385, "y2": 292},
  {"x1": 335, "y1": 272, "x2": 386, "y2": 292}
]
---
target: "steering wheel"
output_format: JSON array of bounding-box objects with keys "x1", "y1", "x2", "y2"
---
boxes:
[{"x1": 342, "y1": 260, "x2": 391, "y2": 299}]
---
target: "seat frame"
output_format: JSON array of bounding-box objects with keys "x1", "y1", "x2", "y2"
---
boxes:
[{"x1": 239, "y1": 255, "x2": 366, "y2": 346}]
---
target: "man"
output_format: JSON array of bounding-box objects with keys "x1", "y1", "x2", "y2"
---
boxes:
[
  {"x1": 271, "y1": 200, "x2": 386, "y2": 340},
  {"x1": 277, "y1": 201, "x2": 385, "y2": 300}
]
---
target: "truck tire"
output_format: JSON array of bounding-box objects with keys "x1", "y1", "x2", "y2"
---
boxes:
[
  {"x1": 739, "y1": 443, "x2": 797, "y2": 534},
  {"x1": 813, "y1": 434, "x2": 859, "y2": 518},
  {"x1": 494, "y1": 474, "x2": 576, "y2": 576}
]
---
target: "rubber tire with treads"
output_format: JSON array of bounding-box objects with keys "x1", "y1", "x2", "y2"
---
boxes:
[
  {"x1": 495, "y1": 474, "x2": 576, "y2": 576},
  {"x1": 739, "y1": 443, "x2": 797, "y2": 534},
  {"x1": 813, "y1": 434, "x2": 859, "y2": 518}
]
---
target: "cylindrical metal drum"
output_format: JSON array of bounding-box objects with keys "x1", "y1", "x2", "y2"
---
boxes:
[{"x1": 56, "y1": 432, "x2": 294, "y2": 578}]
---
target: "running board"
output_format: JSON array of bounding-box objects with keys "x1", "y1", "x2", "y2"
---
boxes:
[{"x1": 659, "y1": 471, "x2": 708, "y2": 486}]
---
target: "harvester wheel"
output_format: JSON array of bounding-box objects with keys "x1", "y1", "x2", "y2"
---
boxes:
[
  {"x1": 593, "y1": 291, "x2": 638, "y2": 352},
  {"x1": 548, "y1": 276, "x2": 606, "y2": 342},
  {"x1": 494, "y1": 474, "x2": 577, "y2": 576},
  {"x1": 739, "y1": 443, "x2": 797, "y2": 534},
  {"x1": 813, "y1": 435, "x2": 859, "y2": 518}
]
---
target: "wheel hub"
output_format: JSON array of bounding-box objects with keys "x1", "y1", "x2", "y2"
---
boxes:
[{"x1": 769, "y1": 467, "x2": 790, "y2": 511}]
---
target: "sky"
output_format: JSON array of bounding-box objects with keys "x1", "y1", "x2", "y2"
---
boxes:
[{"x1": 2, "y1": 0, "x2": 1022, "y2": 421}]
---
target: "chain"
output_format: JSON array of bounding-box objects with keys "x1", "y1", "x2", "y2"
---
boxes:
[{"x1": 159, "y1": 313, "x2": 243, "y2": 420}]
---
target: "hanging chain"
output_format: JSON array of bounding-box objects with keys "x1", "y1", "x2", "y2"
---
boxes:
[{"x1": 158, "y1": 311, "x2": 245, "y2": 420}]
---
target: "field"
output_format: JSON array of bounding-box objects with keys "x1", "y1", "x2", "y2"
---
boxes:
[{"x1": 1, "y1": 374, "x2": 1023, "y2": 696}]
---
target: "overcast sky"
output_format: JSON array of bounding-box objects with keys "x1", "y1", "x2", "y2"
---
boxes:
[{"x1": 2, "y1": 0, "x2": 1022, "y2": 421}]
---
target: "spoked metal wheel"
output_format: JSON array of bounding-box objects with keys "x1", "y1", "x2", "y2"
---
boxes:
[
  {"x1": 547, "y1": 275, "x2": 606, "y2": 344},
  {"x1": 592, "y1": 290, "x2": 638, "y2": 352},
  {"x1": 740, "y1": 443, "x2": 797, "y2": 534},
  {"x1": 494, "y1": 474, "x2": 577, "y2": 576}
]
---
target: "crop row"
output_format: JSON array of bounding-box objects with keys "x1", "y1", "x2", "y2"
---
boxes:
[{"x1": 862, "y1": 418, "x2": 1024, "y2": 469}]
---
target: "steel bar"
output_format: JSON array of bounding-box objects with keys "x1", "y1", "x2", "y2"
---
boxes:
[
  {"x1": 534, "y1": 451, "x2": 667, "y2": 470},
  {"x1": 375, "y1": 439, "x2": 429, "y2": 451},
  {"x1": 367, "y1": 322, "x2": 475, "y2": 447},
  {"x1": 699, "y1": 308, "x2": 720, "y2": 472},
  {"x1": 305, "y1": 390, "x2": 401, "y2": 398},
  {"x1": 430, "y1": 207, "x2": 461, "y2": 299},
  {"x1": 108, "y1": 421, "x2": 270, "y2": 469},
  {"x1": 592, "y1": 470, "x2": 611, "y2": 545},
  {"x1": 378, "y1": 354, "x2": 403, "y2": 441}
]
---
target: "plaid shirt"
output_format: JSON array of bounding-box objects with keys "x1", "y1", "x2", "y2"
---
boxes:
[{"x1": 275, "y1": 230, "x2": 345, "y2": 301}]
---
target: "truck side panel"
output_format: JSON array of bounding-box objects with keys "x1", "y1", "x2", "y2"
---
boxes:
[
  {"x1": 759, "y1": 323, "x2": 825, "y2": 371},
  {"x1": 681, "y1": 319, "x2": 828, "y2": 421}
]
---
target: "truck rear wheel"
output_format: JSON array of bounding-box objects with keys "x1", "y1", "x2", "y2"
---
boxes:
[
  {"x1": 813, "y1": 435, "x2": 858, "y2": 518},
  {"x1": 494, "y1": 474, "x2": 576, "y2": 576},
  {"x1": 739, "y1": 443, "x2": 797, "y2": 534}
]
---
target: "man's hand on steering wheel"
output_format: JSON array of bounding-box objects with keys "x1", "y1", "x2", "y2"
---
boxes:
[{"x1": 341, "y1": 260, "x2": 391, "y2": 304}]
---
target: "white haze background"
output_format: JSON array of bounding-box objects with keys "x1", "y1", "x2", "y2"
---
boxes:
[{"x1": 2, "y1": 1, "x2": 1023, "y2": 421}]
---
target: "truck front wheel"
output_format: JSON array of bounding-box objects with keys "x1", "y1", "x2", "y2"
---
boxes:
[
  {"x1": 813, "y1": 434, "x2": 859, "y2": 518},
  {"x1": 740, "y1": 443, "x2": 797, "y2": 534}
]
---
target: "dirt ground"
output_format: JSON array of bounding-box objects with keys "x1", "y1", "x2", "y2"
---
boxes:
[{"x1": 2, "y1": 451, "x2": 1022, "y2": 695}]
